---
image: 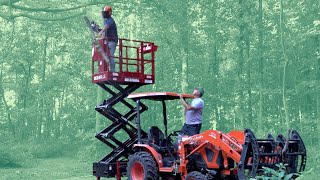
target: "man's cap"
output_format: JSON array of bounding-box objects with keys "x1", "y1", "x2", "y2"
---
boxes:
[
  {"x1": 103, "y1": 6, "x2": 112, "y2": 12},
  {"x1": 103, "y1": 6, "x2": 112, "y2": 15},
  {"x1": 195, "y1": 87, "x2": 204, "y2": 96}
]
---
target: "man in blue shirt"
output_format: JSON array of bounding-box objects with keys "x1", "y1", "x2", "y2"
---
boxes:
[
  {"x1": 179, "y1": 87, "x2": 204, "y2": 136},
  {"x1": 99, "y1": 6, "x2": 118, "y2": 72}
]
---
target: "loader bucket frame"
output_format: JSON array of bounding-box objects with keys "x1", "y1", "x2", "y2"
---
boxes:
[
  {"x1": 284, "y1": 130, "x2": 307, "y2": 173},
  {"x1": 237, "y1": 129, "x2": 306, "y2": 179},
  {"x1": 238, "y1": 129, "x2": 259, "y2": 179}
]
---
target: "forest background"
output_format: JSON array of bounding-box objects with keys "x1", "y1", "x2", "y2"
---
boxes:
[{"x1": 0, "y1": 0, "x2": 319, "y2": 179}]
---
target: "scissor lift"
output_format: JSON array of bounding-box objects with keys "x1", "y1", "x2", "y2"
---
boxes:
[{"x1": 90, "y1": 33, "x2": 158, "y2": 179}]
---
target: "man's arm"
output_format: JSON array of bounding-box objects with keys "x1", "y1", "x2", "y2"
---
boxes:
[
  {"x1": 98, "y1": 25, "x2": 109, "y2": 37},
  {"x1": 179, "y1": 94, "x2": 195, "y2": 110}
]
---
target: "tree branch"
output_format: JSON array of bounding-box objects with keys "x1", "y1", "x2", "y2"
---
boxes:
[
  {"x1": 0, "y1": 0, "x2": 127, "y2": 21},
  {"x1": 0, "y1": 11, "x2": 85, "y2": 21},
  {"x1": 9, "y1": 1, "x2": 106, "y2": 13},
  {"x1": 0, "y1": 0, "x2": 20, "y2": 6},
  {"x1": 0, "y1": 11, "x2": 10, "y2": 21},
  {"x1": 0, "y1": 0, "x2": 105, "y2": 13},
  {"x1": 0, "y1": 0, "x2": 109, "y2": 21}
]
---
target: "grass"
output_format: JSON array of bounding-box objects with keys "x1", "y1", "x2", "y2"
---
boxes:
[
  {"x1": 0, "y1": 140, "x2": 317, "y2": 180},
  {"x1": 0, "y1": 156, "x2": 317, "y2": 180},
  {"x1": 0, "y1": 157, "x2": 114, "y2": 180}
]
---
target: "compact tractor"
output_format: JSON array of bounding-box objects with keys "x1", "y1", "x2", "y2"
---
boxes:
[{"x1": 85, "y1": 17, "x2": 306, "y2": 180}]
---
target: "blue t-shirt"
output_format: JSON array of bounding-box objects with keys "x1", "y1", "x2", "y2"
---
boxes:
[
  {"x1": 185, "y1": 98, "x2": 204, "y2": 125},
  {"x1": 104, "y1": 17, "x2": 118, "y2": 42}
]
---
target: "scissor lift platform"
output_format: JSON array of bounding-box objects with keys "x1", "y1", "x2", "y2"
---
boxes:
[{"x1": 92, "y1": 38, "x2": 158, "y2": 85}]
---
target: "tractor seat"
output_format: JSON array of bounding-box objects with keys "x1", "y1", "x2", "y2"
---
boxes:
[{"x1": 148, "y1": 126, "x2": 165, "y2": 151}]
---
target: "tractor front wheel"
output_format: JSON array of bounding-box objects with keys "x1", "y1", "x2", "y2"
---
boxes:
[
  {"x1": 185, "y1": 171, "x2": 207, "y2": 180},
  {"x1": 127, "y1": 151, "x2": 159, "y2": 180}
]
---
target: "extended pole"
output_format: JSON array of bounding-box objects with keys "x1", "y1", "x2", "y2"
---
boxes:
[{"x1": 162, "y1": 100, "x2": 168, "y2": 143}]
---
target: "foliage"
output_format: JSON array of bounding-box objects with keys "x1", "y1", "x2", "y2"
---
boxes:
[
  {"x1": 0, "y1": 143, "x2": 37, "y2": 168},
  {"x1": 76, "y1": 140, "x2": 110, "y2": 164},
  {"x1": 0, "y1": 157, "x2": 91, "y2": 179},
  {"x1": 254, "y1": 163, "x2": 299, "y2": 180},
  {"x1": 0, "y1": 138, "x2": 78, "y2": 168},
  {"x1": 28, "y1": 138, "x2": 78, "y2": 159},
  {"x1": 295, "y1": 146, "x2": 320, "y2": 180},
  {"x1": 75, "y1": 130, "x2": 112, "y2": 164}
]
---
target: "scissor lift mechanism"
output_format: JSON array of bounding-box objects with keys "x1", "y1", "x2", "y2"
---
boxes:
[{"x1": 93, "y1": 82, "x2": 148, "y2": 179}]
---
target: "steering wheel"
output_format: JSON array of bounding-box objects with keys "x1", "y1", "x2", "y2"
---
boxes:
[
  {"x1": 168, "y1": 130, "x2": 183, "y2": 143},
  {"x1": 170, "y1": 130, "x2": 183, "y2": 136}
]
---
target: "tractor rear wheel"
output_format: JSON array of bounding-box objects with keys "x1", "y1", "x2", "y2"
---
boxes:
[
  {"x1": 127, "y1": 151, "x2": 159, "y2": 180},
  {"x1": 185, "y1": 171, "x2": 207, "y2": 180}
]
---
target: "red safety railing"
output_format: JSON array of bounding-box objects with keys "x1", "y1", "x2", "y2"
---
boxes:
[{"x1": 92, "y1": 38, "x2": 158, "y2": 84}]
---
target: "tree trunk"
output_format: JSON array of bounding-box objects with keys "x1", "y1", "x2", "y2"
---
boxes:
[
  {"x1": 258, "y1": 0, "x2": 264, "y2": 130},
  {"x1": 38, "y1": 99, "x2": 43, "y2": 138},
  {"x1": 244, "y1": 13, "x2": 252, "y2": 127},
  {"x1": 282, "y1": 61, "x2": 289, "y2": 129},
  {"x1": 180, "y1": 0, "x2": 189, "y2": 94},
  {"x1": 0, "y1": 20, "x2": 15, "y2": 135},
  {"x1": 237, "y1": 0, "x2": 245, "y2": 128},
  {"x1": 180, "y1": 0, "x2": 189, "y2": 124},
  {"x1": 42, "y1": 36, "x2": 48, "y2": 82},
  {"x1": 211, "y1": 15, "x2": 219, "y2": 131},
  {"x1": 316, "y1": 35, "x2": 320, "y2": 144},
  {"x1": 280, "y1": 0, "x2": 290, "y2": 129},
  {"x1": 20, "y1": 62, "x2": 32, "y2": 139},
  {"x1": 56, "y1": 96, "x2": 62, "y2": 138},
  {"x1": 0, "y1": 67, "x2": 15, "y2": 135},
  {"x1": 37, "y1": 35, "x2": 48, "y2": 139},
  {"x1": 44, "y1": 97, "x2": 54, "y2": 139}
]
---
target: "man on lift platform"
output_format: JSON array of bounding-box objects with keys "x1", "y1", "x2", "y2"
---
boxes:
[{"x1": 99, "y1": 5, "x2": 118, "y2": 72}]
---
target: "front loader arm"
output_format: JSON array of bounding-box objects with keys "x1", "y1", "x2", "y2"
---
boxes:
[{"x1": 180, "y1": 130, "x2": 243, "y2": 168}]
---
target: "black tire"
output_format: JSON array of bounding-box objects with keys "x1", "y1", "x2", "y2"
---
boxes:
[
  {"x1": 127, "y1": 151, "x2": 159, "y2": 180},
  {"x1": 185, "y1": 171, "x2": 207, "y2": 180}
]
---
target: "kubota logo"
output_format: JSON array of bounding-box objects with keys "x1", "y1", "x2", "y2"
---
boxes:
[
  {"x1": 209, "y1": 132, "x2": 217, "y2": 139},
  {"x1": 184, "y1": 135, "x2": 203, "y2": 144}
]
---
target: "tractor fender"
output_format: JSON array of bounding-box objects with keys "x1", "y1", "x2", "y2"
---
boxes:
[{"x1": 133, "y1": 144, "x2": 164, "y2": 168}]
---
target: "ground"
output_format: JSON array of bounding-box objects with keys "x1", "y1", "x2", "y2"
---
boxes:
[
  {"x1": 0, "y1": 157, "x2": 315, "y2": 179},
  {"x1": 0, "y1": 157, "x2": 115, "y2": 180}
]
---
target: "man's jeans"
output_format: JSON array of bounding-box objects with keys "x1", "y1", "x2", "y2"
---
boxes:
[
  {"x1": 181, "y1": 123, "x2": 202, "y2": 136},
  {"x1": 107, "y1": 41, "x2": 116, "y2": 72}
]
